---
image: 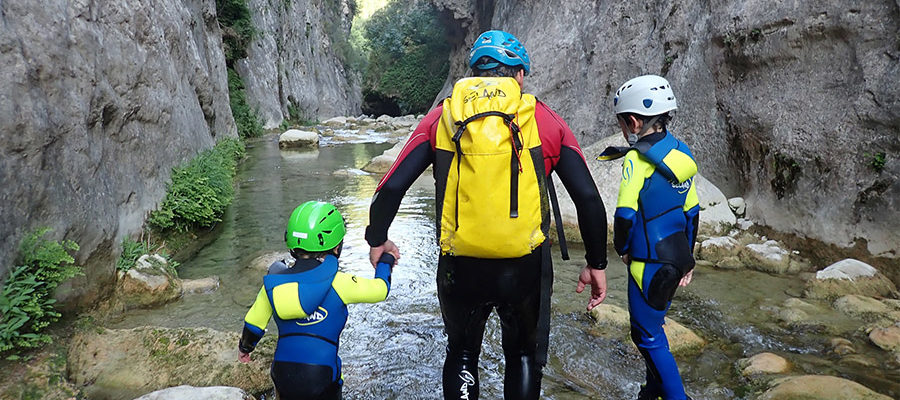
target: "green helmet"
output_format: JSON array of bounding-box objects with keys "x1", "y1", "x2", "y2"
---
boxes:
[{"x1": 284, "y1": 201, "x2": 346, "y2": 252}]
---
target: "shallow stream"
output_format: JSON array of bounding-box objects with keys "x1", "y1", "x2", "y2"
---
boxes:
[{"x1": 109, "y1": 133, "x2": 899, "y2": 399}]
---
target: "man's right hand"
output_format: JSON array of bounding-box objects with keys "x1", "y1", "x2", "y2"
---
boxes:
[{"x1": 370, "y1": 239, "x2": 400, "y2": 267}]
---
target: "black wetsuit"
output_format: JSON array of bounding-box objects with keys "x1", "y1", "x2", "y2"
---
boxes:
[{"x1": 367, "y1": 102, "x2": 607, "y2": 399}]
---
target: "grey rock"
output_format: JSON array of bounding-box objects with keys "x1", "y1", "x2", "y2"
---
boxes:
[
  {"x1": 133, "y1": 386, "x2": 254, "y2": 400},
  {"x1": 435, "y1": 0, "x2": 900, "y2": 258},
  {"x1": 741, "y1": 240, "x2": 792, "y2": 273},
  {"x1": 728, "y1": 197, "x2": 746, "y2": 216},
  {"x1": 116, "y1": 255, "x2": 182, "y2": 309},
  {"x1": 0, "y1": 0, "x2": 236, "y2": 308},
  {"x1": 278, "y1": 129, "x2": 319, "y2": 149},
  {"x1": 181, "y1": 276, "x2": 220, "y2": 294},
  {"x1": 236, "y1": 0, "x2": 360, "y2": 128}
]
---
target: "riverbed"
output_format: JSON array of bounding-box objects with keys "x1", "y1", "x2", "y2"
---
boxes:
[{"x1": 109, "y1": 132, "x2": 899, "y2": 399}]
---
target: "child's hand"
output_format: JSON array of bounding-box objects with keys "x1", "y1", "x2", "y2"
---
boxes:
[
  {"x1": 238, "y1": 350, "x2": 252, "y2": 363},
  {"x1": 370, "y1": 239, "x2": 400, "y2": 267},
  {"x1": 678, "y1": 270, "x2": 693, "y2": 287}
]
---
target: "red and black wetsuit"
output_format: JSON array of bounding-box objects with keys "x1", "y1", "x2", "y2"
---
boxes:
[{"x1": 366, "y1": 102, "x2": 607, "y2": 400}]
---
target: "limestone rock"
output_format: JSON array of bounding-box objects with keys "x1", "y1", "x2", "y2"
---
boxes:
[
  {"x1": 738, "y1": 352, "x2": 790, "y2": 376},
  {"x1": 247, "y1": 252, "x2": 292, "y2": 272},
  {"x1": 133, "y1": 385, "x2": 254, "y2": 400},
  {"x1": 868, "y1": 324, "x2": 900, "y2": 352},
  {"x1": 589, "y1": 303, "x2": 705, "y2": 354},
  {"x1": 759, "y1": 375, "x2": 892, "y2": 400},
  {"x1": 737, "y1": 218, "x2": 755, "y2": 231},
  {"x1": 828, "y1": 338, "x2": 856, "y2": 356},
  {"x1": 278, "y1": 130, "x2": 319, "y2": 149},
  {"x1": 363, "y1": 141, "x2": 405, "y2": 174},
  {"x1": 116, "y1": 255, "x2": 182, "y2": 309},
  {"x1": 698, "y1": 236, "x2": 740, "y2": 266},
  {"x1": 0, "y1": 0, "x2": 236, "y2": 309},
  {"x1": 833, "y1": 295, "x2": 892, "y2": 320},
  {"x1": 67, "y1": 327, "x2": 273, "y2": 399},
  {"x1": 695, "y1": 175, "x2": 737, "y2": 235},
  {"x1": 740, "y1": 240, "x2": 792, "y2": 273},
  {"x1": 440, "y1": 0, "x2": 900, "y2": 259},
  {"x1": 234, "y1": 0, "x2": 360, "y2": 129},
  {"x1": 662, "y1": 318, "x2": 706, "y2": 355},
  {"x1": 728, "y1": 197, "x2": 746, "y2": 217},
  {"x1": 181, "y1": 276, "x2": 220, "y2": 295},
  {"x1": 804, "y1": 259, "x2": 897, "y2": 300},
  {"x1": 322, "y1": 116, "x2": 348, "y2": 126}
]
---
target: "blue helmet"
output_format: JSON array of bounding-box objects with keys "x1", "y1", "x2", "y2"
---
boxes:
[{"x1": 468, "y1": 30, "x2": 531, "y2": 75}]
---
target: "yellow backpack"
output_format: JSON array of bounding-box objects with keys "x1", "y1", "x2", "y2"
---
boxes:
[{"x1": 434, "y1": 77, "x2": 548, "y2": 259}]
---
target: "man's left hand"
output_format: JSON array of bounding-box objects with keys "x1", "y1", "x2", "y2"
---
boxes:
[{"x1": 575, "y1": 266, "x2": 607, "y2": 311}]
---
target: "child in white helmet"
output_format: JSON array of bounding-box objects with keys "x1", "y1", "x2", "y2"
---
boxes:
[{"x1": 599, "y1": 75, "x2": 700, "y2": 400}]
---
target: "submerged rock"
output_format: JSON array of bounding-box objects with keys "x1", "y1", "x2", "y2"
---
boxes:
[
  {"x1": 804, "y1": 259, "x2": 897, "y2": 300},
  {"x1": 247, "y1": 251, "x2": 292, "y2": 272},
  {"x1": 868, "y1": 323, "x2": 900, "y2": 353},
  {"x1": 181, "y1": 276, "x2": 220, "y2": 295},
  {"x1": 363, "y1": 140, "x2": 405, "y2": 174},
  {"x1": 758, "y1": 375, "x2": 891, "y2": 400},
  {"x1": 833, "y1": 295, "x2": 892, "y2": 321},
  {"x1": 116, "y1": 254, "x2": 182, "y2": 309},
  {"x1": 133, "y1": 385, "x2": 254, "y2": 400},
  {"x1": 67, "y1": 327, "x2": 273, "y2": 399},
  {"x1": 588, "y1": 303, "x2": 705, "y2": 355},
  {"x1": 278, "y1": 129, "x2": 319, "y2": 149},
  {"x1": 738, "y1": 352, "x2": 790, "y2": 377}
]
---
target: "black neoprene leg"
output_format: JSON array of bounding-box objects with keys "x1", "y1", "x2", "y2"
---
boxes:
[
  {"x1": 496, "y1": 263, "x2": 542, "y2": 400},
  {"x1": 438, "y1": 256, "x2": 493, "y2": 400},
  {"x1": 271, "y1": 361, "x2": 341, "y2": 400}
]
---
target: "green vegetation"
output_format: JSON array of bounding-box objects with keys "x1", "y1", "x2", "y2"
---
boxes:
[
  {"x1": 216, "y1": 0, "x2": 256, "y2": 64},
  {"x1": 148, "y1": 138, "x2": 245, "y2": 233},
  {"x1": 116, "y1": 237, "x2": 149, "y2": 272},
  {"x1": 228, "y1": 69, "x2": 264, "y2": 138},
  {"x1": 867, "y1": 151, "x2": 887, "y2": 172},
  {"x1": 0, "y1": 229, "x2": 82, "y2": 358},
  {"x1": 361, "y1": 0, "x2": 450, "y2": 115}
]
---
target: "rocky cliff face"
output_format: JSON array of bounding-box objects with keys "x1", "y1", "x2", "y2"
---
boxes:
[
  {"x1": 434, "y1": 0, "x2": 900, "y2": 258},
  {"x1": 0, "y1": 0, "x2": 236, "y2": 306},
  {"x1": 236, "y1": 0, "x2": 361, "y2": 128}
]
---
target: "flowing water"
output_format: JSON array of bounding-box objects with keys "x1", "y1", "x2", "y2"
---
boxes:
[{"x1": 109, "y1": 133, "x2": 900, "y2": 399}]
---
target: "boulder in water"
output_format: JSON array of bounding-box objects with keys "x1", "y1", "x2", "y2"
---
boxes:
[
  {"x1": 738, "y1": 352, "x2": 790, "y2": 377},
  {"x1": 278, "y1": 129, "x2": 319, "y2": 149},
  {"x1": 589, "y1": 303, "x2": 705, "y2": 355},
  {"x1": 181, "y1": 276, "x2": 220, "y2": 295},
  {"x1": 868, "y1": 323, "x2": 900, "y2": 353},
  {"x1": 116, "y1": 254, "x2": 182, "y2": 309},
  {"x1": 67, "y1": 327, "x2": 273, "y2": 399},
  {"x1": 758, "y1": 375, "x2": 891, "y2": 400},
  {"x1": 832, "y1": 295, "x2": 892, "y2": 321},
  {"x1": 133, "y1": 385, "x2": 254, "y2": 400},
  {"x1": 804, "y1": 259, "x2": 897, "y2": 300},
  {"x1": 740, "y1": 240, "x2": 792, "y2": 273},
  {"x1": 363, "y1": 141, "x2": 405, "y2": 174}
]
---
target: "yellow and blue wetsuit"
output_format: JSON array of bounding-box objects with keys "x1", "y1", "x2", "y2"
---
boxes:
[
  {"x1": 613, "y1": 131, "x2": 699, "y2": 400},
  {"x1": 239, "y1": 253, "x2": 393, "y2": 400}
]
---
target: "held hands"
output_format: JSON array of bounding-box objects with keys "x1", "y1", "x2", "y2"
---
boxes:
[
  {"x1": 369, "y1": 239, "x2": 400, "y2": 268},
  {"x1": 575, "y1": 266, "x2": 607, "y2": 311},
  {"x1": 238, "y1": 350, "x2": 251, "y2": 363}
]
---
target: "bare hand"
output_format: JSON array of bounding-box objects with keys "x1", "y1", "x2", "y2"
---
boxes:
[
  {"x1": 679, "y1": 269, "x2": 693, "y2": 287},
  {"x1": 369, "y1": 239, "x2": 400, "y2": 267},
  {"x1": 575, "y1": 266, "x2": 607, "y2": 311},
  {"x1": 620, "y1": 254, "x2": 631, "y2": 265},
  {"x1": 238, "y1": 350, "x2": 251, "y2": 363}
]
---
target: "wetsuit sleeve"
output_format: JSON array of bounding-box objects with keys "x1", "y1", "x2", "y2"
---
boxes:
[
  {"x1": 535, "y1": 102, "x2": 608, "y2": 269},
  {"x1": 240, "y1": 286, "x2": 271, "y2": 353},
  {"x1": 333, "y1": 253, "x2": 394, "y2": 304},
  {"x1": 365, "y1": 107, "x2": 441, "y2": 247},
  {"x1": 684, "y1": 177, "x2": 700, "y2": 253},
  {"x1": 614, "y1": 151, "x2": 652, "y2": 255}
]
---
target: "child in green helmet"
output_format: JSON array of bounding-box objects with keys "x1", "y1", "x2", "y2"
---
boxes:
[{"x1": 237, "y1": 201, "x2": 397, "y2": 400}]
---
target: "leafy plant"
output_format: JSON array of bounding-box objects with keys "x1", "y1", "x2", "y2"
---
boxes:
[
  {"x1": 117, "y1": 237, "x2": 149, "y2": 272},
  {"x1": 0, "y1": 229, "x2": 82, "y2": 357},
  {"x1": 148, "y1": 138, "x2": 245, "y2": 232},
  {"x1": 228, "y1": 69, "x2": 264, "y2": 138},
  {"x1": 215, "y1": 0, "x2": 256, "y2": 65},
  {"x1": 867, "y1": 151, "x2": 887, "y2": 172}
]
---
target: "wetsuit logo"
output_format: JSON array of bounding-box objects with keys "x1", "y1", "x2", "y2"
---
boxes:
[
  {"x1": 623, "y1": 159, "x2": 634, "y2": 182},
  {"x1": 458, "y1": 370, "x2": 475, "y2": 399},
  {"x1": 671, "y1": 178, "x2": 692, "y2": 194},
  {"x1": 296, "y1": 307, "x2": 328, "y2": 326}
]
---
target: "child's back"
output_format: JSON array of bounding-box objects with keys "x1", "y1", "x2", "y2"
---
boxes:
[{"x1": 238, "y1": 201, "x2": 395, "y2": 400}]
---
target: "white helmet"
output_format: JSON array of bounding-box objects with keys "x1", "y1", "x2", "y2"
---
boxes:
[{"x1": 613, "y1": 75, "x2": 677, "y2": 116}]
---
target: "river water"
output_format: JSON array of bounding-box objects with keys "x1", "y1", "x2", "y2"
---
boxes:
[{"x1": 110, "y1": 133, "x2": 899, "y2": 399}]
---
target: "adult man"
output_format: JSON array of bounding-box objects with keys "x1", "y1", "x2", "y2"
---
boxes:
[{"x1": 366, "y1": 30, "x2": 608, "y2": 400}]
